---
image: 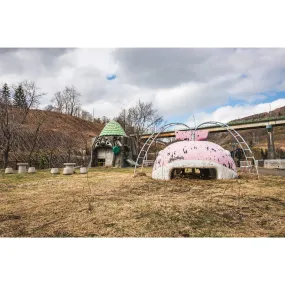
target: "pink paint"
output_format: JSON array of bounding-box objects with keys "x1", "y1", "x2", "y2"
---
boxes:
[
  {"x1": 154, "y1": 141, "x2": 236, "y2": 171},
  {"x1": 175, "y1": 130, "x2": 209, "y2": 141}
]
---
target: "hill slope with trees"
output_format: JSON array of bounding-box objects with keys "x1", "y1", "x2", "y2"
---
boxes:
[
  {"x1": 1, "y1": 80, "x2": 284, "y2": 168},
  {"x1": 210, "y1": 107, "x2": 285, "y2": 159}
]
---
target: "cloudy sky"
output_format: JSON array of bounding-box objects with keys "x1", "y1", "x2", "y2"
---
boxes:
[{"x1": 1, "y1": 48, "x2": 285, "y2": 127}]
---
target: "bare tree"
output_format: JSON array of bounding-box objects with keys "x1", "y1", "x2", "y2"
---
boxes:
[
  {"x1": 74, "y1": 106, "x2": 81, "y2": 118},
  {"x1": 81, "y1": 109, "x2": 93, "y2": 121},
  {"x1": 21, "y1": 80, "x2": 45, "y2": 109},
  {"x1": 114, "y1": 100, "x2": 163, "y2": 150},
  {"x1": 23, "y1": 111, "x2": 47, "y2": 166},
  {"x1": 130, "y1": 100, "x2": 163, "y2": 150},
  {"x1": 51, "y1": 91, "x2": 64, "y2": 113},
  {"x1": 44, "y1": 104, "x2": 54, "y2": 111},
  {"x1": 0, "y1": 82, "x2": 45, "y2": 168},
  {"x1": 115, "y1": 108, "x2": 129, "y2": 132},
  {"x1": 62, "y1": 86, "x2": 81, "y2": 116},
  {"x1": 12, "y1": 80, "x2": 46, "y2": 124},
  {"x1": 50, "y1": 86, "x2": 81, "y2": 116},
  {"x1": 101, "y1": 116, "x2": 110, "y2": 125}
]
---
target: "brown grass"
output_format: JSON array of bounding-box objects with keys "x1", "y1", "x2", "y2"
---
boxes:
[{"x1": 0, "y1": 168, "x2": 284, "y2": 237}]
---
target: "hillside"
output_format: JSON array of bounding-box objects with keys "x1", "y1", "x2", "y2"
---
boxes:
[
  {"x1": 22, "y1": 106, "x2": 285, "y2": 162},
  {"x1": 1, "y1": 105, "x2": 285, "y2": 168},
  {"x1": 229, "y1": 106, "x2": 285, "y2": 123},
  {"x1": 210, "y1": 106, "x2": 285, "y2": 159},
  {"x1": 26, "y1": 109, "x2": 104, "y2": 145},
  {"x1": 0, "y1": 109, "x2": 105, "y2": 168}
]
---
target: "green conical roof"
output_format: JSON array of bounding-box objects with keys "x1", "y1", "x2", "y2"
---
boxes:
[{"x1": 99, "y1": 120, "x2": 127, "y2": 137}]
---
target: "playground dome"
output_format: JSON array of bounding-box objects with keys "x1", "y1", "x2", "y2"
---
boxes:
[
  {"x1": 99, "y1": 120, "x2": 127, "y2": 137},
  {"x1": 152, "y1": 140, "x2": 237, "y2": 180}
]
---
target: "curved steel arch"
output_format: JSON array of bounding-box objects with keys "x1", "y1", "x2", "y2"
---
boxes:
[
  {"x1": 134, "y1": 122, "x2": 190, "y2": 174},
  {"x1": 194, "y1": 121, "x2": 259, "y2": 177}
]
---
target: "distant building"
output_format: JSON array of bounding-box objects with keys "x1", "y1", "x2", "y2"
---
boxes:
[{"x1": 90, "y1": 121, "x2": 138, "y2": 167}]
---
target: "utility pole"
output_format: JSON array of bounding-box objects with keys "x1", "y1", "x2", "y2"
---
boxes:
[
  {"x1": 266, "y1": 104, "x2": 276, "y2": 159},
  {"x1": 266, "y1": 125, "x2": 276, "y2": 159},
  {"x1": 124, "y1": 109, "x2": 126, "y2": 132},
  {"x1": 192, "y1": 115, "x2": 196, "y2": 141}
]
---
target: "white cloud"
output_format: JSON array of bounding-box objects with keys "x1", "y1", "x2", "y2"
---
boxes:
[
  {"x1": 71, "y1": 48, "x2": 119, "y2": 75},
  {"x1": 115, "y1": 48, "x2": 285, "y2": 117},
  {"x1": 82, "y1": 100, "x2": 118, "y2": 119},
  {"x1": 185, "y1": 98, "x2": 285, "y2": 127},
  {"x1": 153, "y1": 82, "x2": 205, "y2": 116},
  {"x1": 1, "y1": 48, "x2": 285, "y2": 121}
]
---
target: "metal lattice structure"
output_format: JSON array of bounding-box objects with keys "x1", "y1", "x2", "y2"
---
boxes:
[
  {"x1": 134, "y1": 120, "x2": 259, "y2": 178},
  {"x1": 194, "y1": 121, "x2": 259, "y2": 177},
  {"x1": 134, "y1": 123, "x2": 190, "y2": 174}
]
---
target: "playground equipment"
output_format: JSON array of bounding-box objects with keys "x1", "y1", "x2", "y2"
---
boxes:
[
  {"x1": 134, "y1": 123, "x2": 191, "y2": 174},
  {"x1": 90, "y1": 120, "x2": 138, "y2": 168},
  {"x1": 134, "y1": 121, "x2": 259, "y2": 179},
  {"x1": 152, "y1": 140, "x2": 238, "y2": 180},
  {"x1": 194, "y1": 121, "x2": 259, "y2": 177}
]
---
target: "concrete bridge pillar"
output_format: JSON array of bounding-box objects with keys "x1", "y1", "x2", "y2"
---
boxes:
[{"x1": 266, "y1": 125, "x2": 276, "y2": 159}]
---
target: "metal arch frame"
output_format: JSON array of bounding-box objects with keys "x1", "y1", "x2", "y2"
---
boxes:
[
  {"x1": 194, "y1": 121, "x2": 259, "y2": 177},
  {"x1": 134, "y1": 122, "x2": 191, "y2": 174}
]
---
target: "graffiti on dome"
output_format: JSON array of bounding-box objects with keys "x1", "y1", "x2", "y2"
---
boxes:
[
  {"x1": 153, "y1": 141, "x2": 236, "y2": 172},
  {"x1": 175, "y1": 130, "x2": 209, "y2": 141}
]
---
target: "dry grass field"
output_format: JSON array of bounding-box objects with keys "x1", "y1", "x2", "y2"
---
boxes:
[{"x1": 0, "y1": 168, "x2": 284, "y2": 237}]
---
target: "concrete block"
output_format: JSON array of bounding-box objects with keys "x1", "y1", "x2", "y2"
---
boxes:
[
  {"x1": 5, "y1": 167, "x2": 14, "y2": 174},
  {"x1": 51, "y1": 168, "x2": 59, "y2": 174},
  {"x1": 28, "y1": 167, "x2": 36, "y2": 173},
  {"x1": 264, "y1": 159, "x2": 285, "y2": 169},
  {"x1": 80, "y1": 167, "x2": 88, "y2": 174},
  {"x1": 17, "y1": 163, "x2": 28, "y2": 174},
  {"x1": 63, "y1": 163, "x2": 76, "y2": 172},
  {"x1": 63, "y1": 167, "x2": 73, "y2": 175}
]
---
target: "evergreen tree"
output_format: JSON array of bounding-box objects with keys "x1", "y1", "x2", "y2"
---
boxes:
[
  {"x1": 1, "y1": 83, "x2": 11, "y2": 104},
  {"x1": 13, "y1": 84, "x2": 27, "y2": 107}
]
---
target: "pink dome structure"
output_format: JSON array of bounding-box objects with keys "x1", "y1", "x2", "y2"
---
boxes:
[{"x1": 152, "y1": 141, "x2": 238, "y2": 180}]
